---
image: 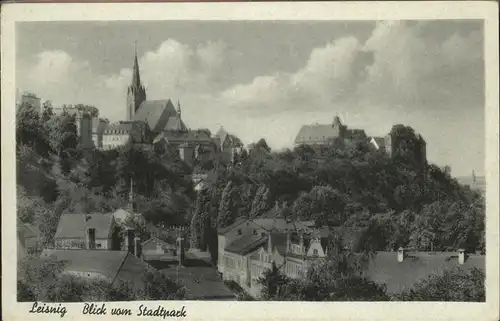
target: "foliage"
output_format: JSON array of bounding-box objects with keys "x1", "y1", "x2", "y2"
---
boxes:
[
  {"x1": 217, "y1": 181, "x2": 238, "y2": 228},
  {"x1": 393, "y1": 267, "x2": 485, "y2": 301},
  {"x1": 249, "y1": 185, "x2": 271, "y2": 218},
  {"x1": 139, "y1": 270, "x2": 187, "y2": 300}
]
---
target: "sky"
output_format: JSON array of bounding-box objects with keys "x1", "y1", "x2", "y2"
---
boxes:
[{"x1": 16, "y1": 20, "x2": 484, "y2": 177}]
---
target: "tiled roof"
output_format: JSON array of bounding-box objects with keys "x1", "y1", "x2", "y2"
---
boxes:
[
  {"x1": 217, "y1": 217, "x2": 248, "y2": 235},
  {"x1": 225, "y1": 234, "x2": 268, "y2": 255},
  {"x1": 295, "y1": 124, "x2": 341, "y2": 144},
  {"x1": 164, "y1": 116, "x2": 188, "y2": 132},
  {"x1": 364, "y1": 251, "x2": 485, "y2": 294},
  {"x1": 40, "y1": 249, "x2": 152, "y2": 289},
  {"x1": 18, "y1": 221, "x2": 41, "y2": 238},
  {"x1": 162, "y1": 130, "x2": 214, "y2": 144},
  {"x1": 160, "y1": 266, "x2": 235, "y2": 300},
  {"x1": 133, "y1": 99, "x2": 177, "y2": 132},
  {"x1": 252, "y1": 218, "x2": 311, "y2": 232},
  {"x1": 54, "y1": 213, "x2": 114, "y2": 239}
]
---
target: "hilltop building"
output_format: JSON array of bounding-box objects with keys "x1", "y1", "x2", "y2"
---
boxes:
[
  {"x1": 18, "y1": 91, "x2": 42, "y2": 112},
  {"x1": 294, "y1": 116, "x2": 366, "y2": 146},
  {"x1": 100, "y1": 46, "x2": 239, "y2": 166}
]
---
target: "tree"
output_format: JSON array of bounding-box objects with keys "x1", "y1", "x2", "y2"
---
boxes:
[
  {"x1": 139, "y1": 270, "x2": 187, "y2": 300},
  {"x1": 46, "y1": 112, "x2": 79, "y2": 157},
  {"x1": 189, "y1": 210, "x2": 201, "y2": 249},
  {"x1": 393, "y1": 267, "x2": 485, "y2": 301},
  {"x1": 249, "y1": 185, "x2": 271, "y2": 218},
  {"x1": 217, "y1": 181, "x2": 237, "y2": 228},
  {"x1": 257, "y1": 262, "x2": 291, "y2": 300}
]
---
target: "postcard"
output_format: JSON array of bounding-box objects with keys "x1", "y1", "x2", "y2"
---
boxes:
[{"x1": 1, "y1": 1, "x2": 499, "y2": 321}]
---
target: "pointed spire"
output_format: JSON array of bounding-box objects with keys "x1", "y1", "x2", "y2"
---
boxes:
[{"x1": 132, "y1": 41, "x2": 141, "y2": 88}]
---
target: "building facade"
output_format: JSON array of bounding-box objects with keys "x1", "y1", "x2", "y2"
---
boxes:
[{"x1": 294, "y1": 116, "x2": 366, "y2": 147}]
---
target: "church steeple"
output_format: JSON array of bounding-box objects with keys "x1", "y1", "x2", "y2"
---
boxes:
[
  {"x1": 132, "y1": 42, "x2": 141, "y2": 88},
  {"x1": 127, "y1": 41, "x2": 147, "y2": 121}
]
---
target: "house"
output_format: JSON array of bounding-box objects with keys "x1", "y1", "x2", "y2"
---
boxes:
[
  {"x1": 364, "y1": 248, "x2": 485, "y2": 294},
  {"x1": 141, "y1": 235, "x2": 185, "y2": 264},
  {"x1": 54, "y1": 213, "x2": 117, "y2": 250},
  {"x1": 294, "y1": 116, "x2": 366, "y2": 146},
  {"x1": 17, "y1": 218, "x2": 42, "y2": 254},
  {"x1": 39, "y1": 248, "x2": 153, "y2": 290},
  {"x1": 101, "y1": 120, "x2": 151, "y2": 151},
  {"x1": 217, "y1": 217, "x2": 332, "y2": 297}
]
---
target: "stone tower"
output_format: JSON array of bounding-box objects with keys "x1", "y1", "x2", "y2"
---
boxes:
[{"x1": 127, "y1": 43, "x2": 147, "y2": 121}]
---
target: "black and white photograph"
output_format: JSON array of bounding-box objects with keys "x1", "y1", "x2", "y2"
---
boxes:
[{"x1": 2, "y1": 2, "x2": 499, "y2": 321}]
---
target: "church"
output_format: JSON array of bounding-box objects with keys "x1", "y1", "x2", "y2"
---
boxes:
[{"x1": 101, "y1": 47, "x2": 241, "y2": 165}]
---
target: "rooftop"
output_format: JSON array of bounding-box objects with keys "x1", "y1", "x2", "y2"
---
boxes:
[
  {"x1": 364, "y1": 251, "x2": 485, "y2": 294},
  {"x1": 54, "y1": 213, "x2": 114, "y2": 239}
]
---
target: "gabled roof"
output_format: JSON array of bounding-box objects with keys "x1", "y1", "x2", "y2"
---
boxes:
[
  {"x1": 295, "y1": 124, "x2": 341, "y2": 144},
  {"x1": 365, "y1": 251, "x2": 485, "y2": 294},
  {"x1": 40, "y1": 249, "x2": 153, "y2": 289},
  {"x1": 251, "y1": 218, "x2": 311, "y2": 232},
  {"x1": 142, "y1": 236, "x2": 178, "y2": 248},
  {"x1": 18, "y1": 220, "x2": 41, "y2": 239},
  {"x1": 164, "y1": 115, "x2": 188, "y2": 132},
  {"x1": 54, "y1": 213, "x2": 114, "y2": 239},
  {"x1": 225, "y1": 234, "x2": 268, "y2": 255},
  {"x1": 370, "y1": 137, "x2": 386, "y2": 149},
  {"x1": 133, "y1": 99, "x2": 177, "y2": 132},
  {"x1": 217, "y1": 217, "x2": 248, "y2": 235}
]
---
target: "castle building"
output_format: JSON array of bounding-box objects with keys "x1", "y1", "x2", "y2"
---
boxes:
[
  {"x1": 294, "y1": 116, "x2": 366, "y2": 146},
  {"x1": 18, "y1": 91, "x2": 42, "y2": 113}
]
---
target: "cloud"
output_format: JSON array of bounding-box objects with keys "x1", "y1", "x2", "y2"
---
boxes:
[{"x1": 17, "y1": 21, "x2": 484, "y2": 175}]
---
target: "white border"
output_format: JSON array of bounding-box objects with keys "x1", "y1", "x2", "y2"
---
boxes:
[{"x1": 2, "y1": 2, "x2": 499, "y2": 321}]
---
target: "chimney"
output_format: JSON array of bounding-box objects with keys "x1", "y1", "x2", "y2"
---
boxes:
[
  {"x1": 267, "y1": 233, "x2": 272, "y2": 252},
  {"x1": 125, "y1": 228, "x2": 135, "y2": 254},
  {"x1": 134, "y1": 236, "x2": 141, "y2": 258},
  {"x1": 397, "y1": 247, "x2": 405, "y2": 263},
  {"x1": 275, "y1": 200, "x2": 279, "y2": 210},
  {"x1": 458, "y1": 248, "x2": 465, "y2": 265}
]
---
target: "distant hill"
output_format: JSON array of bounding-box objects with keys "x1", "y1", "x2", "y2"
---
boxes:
[{"x1": 456, "y1": 176, "x2": 485, "y2": 196}]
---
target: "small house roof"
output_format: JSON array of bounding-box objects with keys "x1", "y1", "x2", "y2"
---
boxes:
[{"x1": 54, "y1": 213, "x2": 114, "y2": 239}]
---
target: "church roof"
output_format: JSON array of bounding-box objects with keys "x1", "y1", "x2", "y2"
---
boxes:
[
  {"x1": 164, "y1": 115, "x2": 188, "y2": 132},
  {"x1": 133, "y1": 99, "x2": 177, "y2": 132},
  {"x1": 294, "y1": 124, "x2": 341, "y2": 144}
]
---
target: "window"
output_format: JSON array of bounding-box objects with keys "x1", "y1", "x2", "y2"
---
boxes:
[
  {"x1": 313, "y1": 249, "x2": 318, "y2": 256},
  {"x1": 253, "y1": 229, "x2": 257, "y2": 235},
  {"x1": 237, "y1": 229, "x2": 242, "y2": 235},
  {"x1": 96, "y1": 243, "x2": 102, "y2": 249}
]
